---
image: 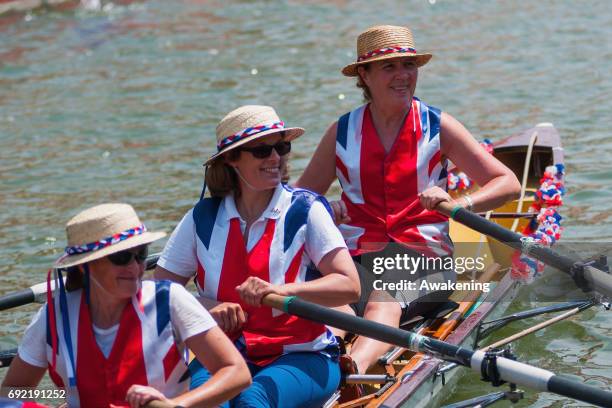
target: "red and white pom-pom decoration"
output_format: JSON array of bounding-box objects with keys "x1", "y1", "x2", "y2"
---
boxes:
[
  {"x1": 448, "y1": 139, "x2": 492, "y2": 192},
  {"x1": 447, "y1": 139, "x2": 566, "y2": 283},
  {"x1": 511, "y1": 164, "x2": 565, "y2": 282}
]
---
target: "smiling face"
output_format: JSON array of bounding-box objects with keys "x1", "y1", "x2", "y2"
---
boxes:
[
  {"x1": 86, "y1": 251, "x2": 145, "y2": 300},
  {"x1": 358, "y1": 57, "x2": 418, "y2": 105},
  {"x1": 227, "y1": 133, "x2": 286, "y2": 192}
]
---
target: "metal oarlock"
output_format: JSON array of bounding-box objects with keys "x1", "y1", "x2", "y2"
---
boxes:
[
  {"x1": 480, "y1": 348, "x2": 516, "y2": 387},
  {"x1": 571, "y1": 255, "x2": 610, "y2": 294},
  {"x1": 435, "y1": 362, "x2": 460, "y2": 386}
]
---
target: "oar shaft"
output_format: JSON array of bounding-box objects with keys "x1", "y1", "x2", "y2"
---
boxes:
[
  {"x1": 263, "y1": 294, "x2": 473, "y2": 365},
  {"x1": 0, "y1": 254, "x2": 161, "y2": 312},
  {"x1": 0, "y1": 289, "x2": 35, "y2": 312},
  {"x1": 548, "y1": 375, "x2": 612, "y2": 408},
  {"x1": 0, "y1": 280, "x2": 55, "y2": 311},
  {"x1": 263, "y1": 294, "x2": 612, "y2": 407},
  {"x1": 439, "y1": 202, "x2": 576, "y2": 272},
  {"x1": 480, "y1": 307, "x2": 581, "y2": 352},
  {"x1": 0, "y1": 348, "x2": 17, "y2": 368},
  {"x1": 585, "y1": 265, "x2": 612, "y2": 299},
  {"x1": 146, "y1": 254, "x2": 160, "y2": 270},
  {"x1": 437, "y1": 202, "x2": 612, "y2": 296},
  {"x1": 476, "y1": 212, "x2": 536, "y2": 219}
]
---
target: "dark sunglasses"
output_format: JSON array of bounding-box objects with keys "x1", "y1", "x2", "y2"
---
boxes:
[
  {"x1": 239, "y1": 141, "x2": 291, "y2": 159},
  {"x1": 107, "y1": 245, "x2": 149, "y2": 266}
]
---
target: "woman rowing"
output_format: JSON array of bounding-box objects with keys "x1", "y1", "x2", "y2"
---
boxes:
[
  {"x1": 154, "y1": 105, "x2": 360, "y2": 407},
  {"x1": 1, "y1": 203, "x2": 250, "y2": 407},
  {"x1": 296, "y1": 25, "x2": 521, "y2": 375}
]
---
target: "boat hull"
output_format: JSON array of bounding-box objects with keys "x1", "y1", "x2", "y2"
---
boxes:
[{"x1": 387, "y1": 275, "x2": 521, "y2": 408}]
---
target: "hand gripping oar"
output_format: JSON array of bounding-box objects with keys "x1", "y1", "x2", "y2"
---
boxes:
[
  {"x1": 0, "y1": 254, "x2": 161, "y2": 312},
  {"x1": 437, "y1": 202, "x2": 612, "y2": 298},
  {"x1": 262, "y1": 294, "x2": 612, "y2": 407}
]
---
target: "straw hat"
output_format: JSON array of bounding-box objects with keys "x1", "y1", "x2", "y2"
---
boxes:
[
  {"x1": 54, "y1": 203, "x2": 166, "y2": 268},
  {"x1": 205, "y1": 105, "x2": 304, "y2": 165},
  {"x1": 342, "y1": 25, "x2": 432, "y2": 77}
]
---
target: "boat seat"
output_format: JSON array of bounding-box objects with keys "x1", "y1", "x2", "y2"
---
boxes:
[{"x1": 400, "y1": 299, "x2": 460, "y2": 329}]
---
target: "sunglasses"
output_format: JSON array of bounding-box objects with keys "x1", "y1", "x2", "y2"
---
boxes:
[
  {"x1": 239, "y1": 141, "x2": 291, "y2": 159},
  {"x1": 107, "y1": 245, "x2": 149, "y2": 266}
]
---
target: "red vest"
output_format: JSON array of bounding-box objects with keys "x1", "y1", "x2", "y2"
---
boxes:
[
  {"x1": 335, "y1": 98, "x2": 452, "y2": 256},
  {"x1": 46, "y1": 281, "x2": 187, "y2": 407},
  {"x1": 192, "y1": 185, "x2": 337, "y2": 365}
]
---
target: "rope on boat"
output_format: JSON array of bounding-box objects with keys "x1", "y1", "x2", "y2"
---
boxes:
[{"x1": 511, "y1": 130, "x2": 539, "y2": 232}]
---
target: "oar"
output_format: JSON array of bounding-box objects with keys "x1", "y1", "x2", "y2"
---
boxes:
[
  {"x1": 480, "y1": 305, "x2": 588, "y2": 352},
  {"x1": 476, "y1": 212, "x2": 536, "y2": 219},
  {"x1": 0, "y1": 280, "x2": 60, "y2": 312},
  {"x1": 0, "y1": 348, "x2": 17, "y2": 367},
  {"x1": 0, "y1": 254, "x2": 161, "y2": 312},
  {"x1": 437, "y1": 202, "x2": 612, "y2": 298},
  {"x1": 262, "y1": 294, "x2": 612, "y2": 407}
]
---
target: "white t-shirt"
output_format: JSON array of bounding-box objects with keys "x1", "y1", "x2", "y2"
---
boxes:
[
  {"x1": 18, "y1": 282, "x2": 216, "y2": 367},
  {"x1": 158, "y1": 184, "x2": 347, "y2": 279}
]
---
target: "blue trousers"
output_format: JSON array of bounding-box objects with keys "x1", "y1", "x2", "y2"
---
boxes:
[{"x1": 189, "y1": 352, "x2": 340, "y2": 408}]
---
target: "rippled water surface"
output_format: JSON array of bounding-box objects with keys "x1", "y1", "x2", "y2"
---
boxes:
[{"x1": 1, "y1": 0, "x2": 610, "y2": 405}]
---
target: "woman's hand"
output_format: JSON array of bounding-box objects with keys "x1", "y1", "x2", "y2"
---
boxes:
[
  {"x1": 125, "y1": 384, "x2": 173, "y2": 408},
  {"x1": 236, "y1": 277, "x2": 285, "y2": 307},
  {"x1": 209, "y1": 302, "x2": 248, "y2": 334},
  {"x1": 329, "y1": 200, "x2": 351, "y2": 225},
  {"x1": 418, "y1": 186, "x2": 455, "y2": 211}
]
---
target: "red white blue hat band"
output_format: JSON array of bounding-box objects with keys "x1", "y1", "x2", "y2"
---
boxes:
[
  {"x1": 217, "y1": 121, "x2": 285, "y2": 151},
  {"x1": 358, "y1": 46, "x2": 416, "y2": 62},
  {"x1": 205, "y1": 105, "x2": 304, "y2": 166},
  {"x1": 65, "y1": 224, "x2": 147, "y2": 255},
  {"x1": 342, "y1": 25, "x2": 432, "y2": 77},
  {"x1": 54, "y1": 203, "x2": 166, "y2": 269}
]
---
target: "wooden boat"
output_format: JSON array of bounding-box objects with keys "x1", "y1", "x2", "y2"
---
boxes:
[
  {"x1": 0, "y1": 123, "x2": 571, "y2": 407},
  {"x1": 329, "y1": 123, "x2": 565, "y2": 408}
]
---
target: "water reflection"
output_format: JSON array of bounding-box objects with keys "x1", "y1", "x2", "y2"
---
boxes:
[{"x1": 0, "y1": 1, "x2": 610, "y2": 404}]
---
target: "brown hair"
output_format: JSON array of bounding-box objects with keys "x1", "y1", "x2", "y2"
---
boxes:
[
  {"x1": 65, "y1": 266, "x2": 84, "y2": 292},
  {"x1": 205, "y1": 149, "x2": 241, "y2": 197},
  {"x1": 205, "y1": 147, "x2": 291, "y2": 197},
  {"x1": 356, "y1": 64, "x2": 372, "y2": 102}
]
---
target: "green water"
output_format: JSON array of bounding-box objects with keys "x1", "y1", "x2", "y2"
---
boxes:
[{"x1": 1, "y1": 0, "x2": 610, "y2": 406}]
